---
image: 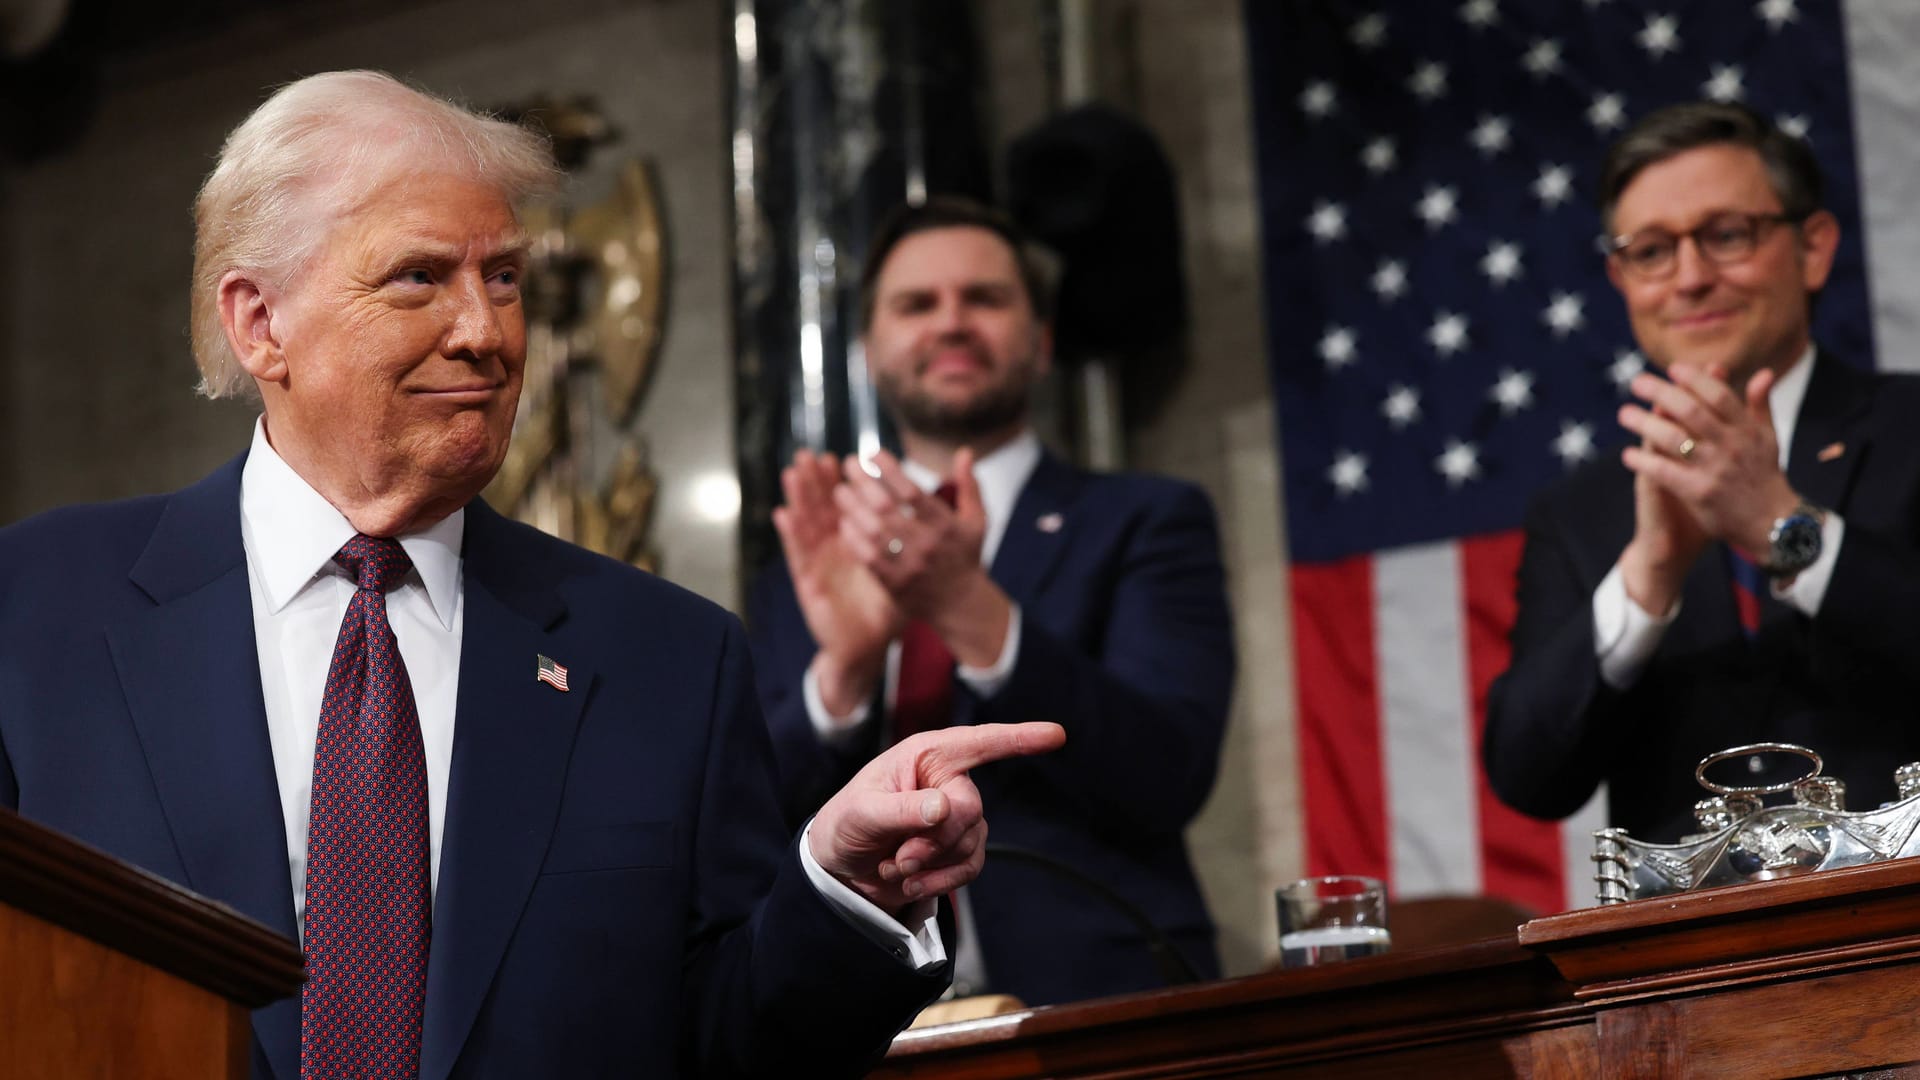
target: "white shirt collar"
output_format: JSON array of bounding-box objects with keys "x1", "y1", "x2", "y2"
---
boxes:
[
  {"x1": 238, "y1": 417, "x2": 464, "y2": 629},
  {"x1": 902, "y1": 429, "x2": 1043, "y2": 526},
  {"x1": 1769, "y1": 344, "x2": 1817, "y2": 470}
]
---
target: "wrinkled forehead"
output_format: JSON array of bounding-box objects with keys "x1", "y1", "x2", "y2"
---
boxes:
[
  {"x1": 1612, "y1": 143, "x2": 1783, "y2": 235},
  {"x1": 314, "y1": 168, "x2": 529, "y2": 262}
]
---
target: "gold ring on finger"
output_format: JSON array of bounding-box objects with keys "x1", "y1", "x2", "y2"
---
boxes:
[
  {"x1": 1677, "y1": 437, "x2": 1697, "y2": 460},
  {"x1": 886, "y1": 537, "x2": 905, "y2": 559}
]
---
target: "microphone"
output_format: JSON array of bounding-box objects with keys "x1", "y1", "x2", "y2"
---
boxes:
[{"x1": 983, "y1": 842, "x2": 1203, "y2": 988}]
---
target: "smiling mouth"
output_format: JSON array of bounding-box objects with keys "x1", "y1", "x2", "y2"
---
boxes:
[
  {"x1": 919, "y1": 348, "x2": 990, "y2": 377},
  {"x1": 413, "y1": 384, "x2": 503, "y2": 403},
  {"x1": 1669, "y1": 309, "x2": 1740, "y2": 330}
]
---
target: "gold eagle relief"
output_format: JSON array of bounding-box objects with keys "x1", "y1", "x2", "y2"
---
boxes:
[{"x1": 486, "y1": 159, "x2": 666, "y2": 572}]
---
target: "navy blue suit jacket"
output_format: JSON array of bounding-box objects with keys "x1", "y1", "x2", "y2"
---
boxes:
[
  {"x1": 0, "y1": 454, "x2": 944, "y2": 1078},
  {"x1": 749, "y1": 452, "x2": 1234, "y2": 1006},
  {"x1": 1486, "y1": 355, "x2": 1920, "y2": 843}
]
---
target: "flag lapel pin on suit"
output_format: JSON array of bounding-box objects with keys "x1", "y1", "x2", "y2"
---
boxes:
[
  {"x1": 535, "y1": 654, "x2": 570, "y2": 692},
  {"x1": 1818, "y1": 441, "x2": 1846, "y2": 463}
]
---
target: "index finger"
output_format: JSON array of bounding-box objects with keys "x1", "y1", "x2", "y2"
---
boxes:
[
  {"x1": 1666, "y1": 364, "x2": 1743, "y2": 423},
  {"x1": 868, "y1": 450, "x2": 940, "y2": 515},
  {"x1": 908, "y1": 721, "x2": 1067, "y2": 783},
  {"x1": 1629, "y1": 370, "x2": 1716, "y2": 433},
  {"x1": 783, "y1": 453, "x2": 827, "y2": 514}
]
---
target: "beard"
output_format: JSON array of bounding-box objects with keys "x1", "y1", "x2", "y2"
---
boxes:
[{"x1": 875, "y1": 338, "x2": 1040, "y2": 443}]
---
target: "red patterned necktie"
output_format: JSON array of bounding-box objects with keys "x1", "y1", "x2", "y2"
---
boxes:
[
  {"x1": 892, "y1": 483, "x2": 959, "y2": 744},
  {"x1": 301, "y1": 534, "x2": 430, "y2": 1080}
]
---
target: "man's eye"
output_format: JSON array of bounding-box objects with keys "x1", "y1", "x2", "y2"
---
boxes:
[
  {"x1": 1626, "y1": 240, "x2": 1671, "y2": 266},
  {"x1": 395, "y1": 268, "x2": 434, "y2": 286}
]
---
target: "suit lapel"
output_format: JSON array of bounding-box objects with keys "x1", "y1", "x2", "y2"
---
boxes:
[
  {"x1": 421, "y1": 503, "x2": 588, "y2": 1080},
  {"x1": 989, "y1": 453, "x2": 1079, "y2": 604},
  {"x1": 1785, "y1": 351, "x2": 1873, "y2": 513},
  {"x1": 105, "y1": 457, "x2": 303, "y2": 1079}
]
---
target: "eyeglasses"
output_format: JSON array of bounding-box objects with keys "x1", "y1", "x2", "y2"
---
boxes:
[{"x1": 1603, "y1": 211, "x2": 1806, "y2": 281}]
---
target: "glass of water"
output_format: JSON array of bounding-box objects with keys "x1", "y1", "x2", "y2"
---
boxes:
[{"x1": 1277, "y1": 875, "x2": 1390, "y2": 967}]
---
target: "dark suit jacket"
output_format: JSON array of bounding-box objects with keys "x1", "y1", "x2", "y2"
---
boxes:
[
  {"x1": 748, "y1": 452, "x2": 1234, "y2": 1006},
  {"x1": 1485, "y1": 355, "x2": 1920, "y2": 843},
  {"x1": 0, "y1": 454, "x2": 945, "y2": 1079}
]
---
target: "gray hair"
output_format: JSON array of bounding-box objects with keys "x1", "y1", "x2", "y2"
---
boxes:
[
  {"x1": 1599, "y1": 100, "x2": 1825, "y2": 235},
  {"x1": 189, "y1": 70, "x2": 563, "y2": 399}
]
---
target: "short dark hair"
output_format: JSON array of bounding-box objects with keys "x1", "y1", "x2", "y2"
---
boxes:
[
  {"x1": 858, "y1": 195, "x2": 1054, "y2": 329},
  {"x1": 1600, "y1": 101, "x2": 1825, "y2": 233}
]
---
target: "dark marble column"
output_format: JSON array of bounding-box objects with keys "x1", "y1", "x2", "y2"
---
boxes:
[{"x1": 728, "y1": 0, "x2": 989, "y2": 578}]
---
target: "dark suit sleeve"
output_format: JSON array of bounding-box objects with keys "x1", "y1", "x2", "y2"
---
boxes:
[
  {"x1": 1483, "y1": 495, "x2": 1629, "y2": 821},
  {"x1": 975, "y1": 483, "x2": 1234, "y2": 836},
  {"x1": 681, "y1": 617, "x2": 946, "y2": 1076},
  {"x1": 0, "y1": 721, "x2": 14, "y2": 810},
  {"x1": 745, "y1": 566, "x2": 874, "y2": 825},
  {"x1": 1812, "y1": 521, "x2": 1920, "y2": 673},
  {"x1": 0, "y1": 540, "x2": 14, "y2": 811}
]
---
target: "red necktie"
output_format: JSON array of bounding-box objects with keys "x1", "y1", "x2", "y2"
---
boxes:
[
  {"x1": 302, "y1": 535, "x2": 430, "y2": 1080},
  {"x1": 1728, "y1": 546, "x2": 1764, "y2": 639},
  {"x1": 891, "y1": 483, "x2": 958, "y2": 744}
]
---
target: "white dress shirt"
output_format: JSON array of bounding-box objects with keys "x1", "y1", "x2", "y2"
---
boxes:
[
  {"x1": 241, "y1": 420, "x2": 464, "y2": 925},
  {"x1": 1595, "y1": 347, "x2": 1848, "y2": 687},
  {"x1": 240, "y1": 419, "x2": 941, "y2": 969}
]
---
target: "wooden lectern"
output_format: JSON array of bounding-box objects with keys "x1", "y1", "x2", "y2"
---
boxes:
[
  {"x1": 0, "y1": 808, "x2": 303, "y2": 1079},
  {"x1": 878, "y1": 859, "x2": 1920, "y2": 1078}
]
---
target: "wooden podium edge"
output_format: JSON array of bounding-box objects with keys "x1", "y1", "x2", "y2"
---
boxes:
[
  {"x1": 0, "y1": 808, "x2": 303, "y2": 1007},
  {"x1": 1519, "y1": 859, "x2": 1920, "y2": 997},
  {"x1": 884, "y1": 937, "x2": 1581, "y2": 1073}
]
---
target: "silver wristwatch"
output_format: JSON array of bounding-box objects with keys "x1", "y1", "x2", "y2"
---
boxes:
[{"x1": 1764, "y1": 500, "x2": 1827, "y2": 580}]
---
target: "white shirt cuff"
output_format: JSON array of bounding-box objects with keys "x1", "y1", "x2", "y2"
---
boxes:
[
  {"x1": 798, "y1": 818, "x2": 947, "y2": 971},
  {"x1": 1594, "y1": 562, "x2": 1679, "y2": 689},
  {"x1": 954, "y1": 603, "x2": 1021, "y2": 699},
  {"x1": 803, "y1": 661, "x2": 874, "y2": 745},
  {"x1": 1773, "y1": 512, "x2": 1845, "y2": 616}
]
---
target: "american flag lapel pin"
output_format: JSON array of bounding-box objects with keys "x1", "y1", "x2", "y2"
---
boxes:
[
  {"x1": 1818, "y1": 441, "x2": 1846, "y2": 463},
  {"x1": 1036, "y1": 512, "x2": 1064, "y2": 534},
  {"x1": 535, "y1": 654, "x2": 570, "y2": 692}
]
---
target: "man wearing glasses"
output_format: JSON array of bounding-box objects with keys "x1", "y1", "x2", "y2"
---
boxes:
[{"x1": 1485, "y1": 102, "x2": 1920, "y2": 846}]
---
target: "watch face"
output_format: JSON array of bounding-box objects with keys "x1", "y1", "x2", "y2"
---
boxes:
[{"x1": 1771, "y1": 514, "x2": 1823, "y2": 574}]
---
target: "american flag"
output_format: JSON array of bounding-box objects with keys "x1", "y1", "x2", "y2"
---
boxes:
[
  {"x1": 536, "y1": 654, "x2": 570, "y2": 692},
  {"x1": 1245, "y1": 0, "x2": 1876, "y2": 914}
]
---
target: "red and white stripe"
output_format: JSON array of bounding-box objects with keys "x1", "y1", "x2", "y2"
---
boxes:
[
  {"x1": 1291, "y1": 531, "x2": 1606, "y2": 915},
  {"x1": 536, "y1": 661, "x2": 570, "y2": 692}
]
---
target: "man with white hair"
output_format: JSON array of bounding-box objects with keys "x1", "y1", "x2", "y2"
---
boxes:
[{"x1": 0, "y1": 70, "x2": 1063, "y2": 1079}]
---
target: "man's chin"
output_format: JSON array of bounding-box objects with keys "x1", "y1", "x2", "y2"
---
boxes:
[
  {"x1": 1653, "y1": 339, "x2": 1749, "y2": 378},
  {"x1": 416, "y1": 433, "x2": 508, "y2": 488}
]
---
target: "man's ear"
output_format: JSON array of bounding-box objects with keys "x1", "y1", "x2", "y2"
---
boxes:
[
  {"x1": 1798, "y1": 208, "x2": 1841, "y2": 293},
  {"x1": 1035, "y1": 324, "x2": 1055, "y2": 379},
  {"x1": 217, "y1": 271, "x2": 287, "y2": 384}
]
